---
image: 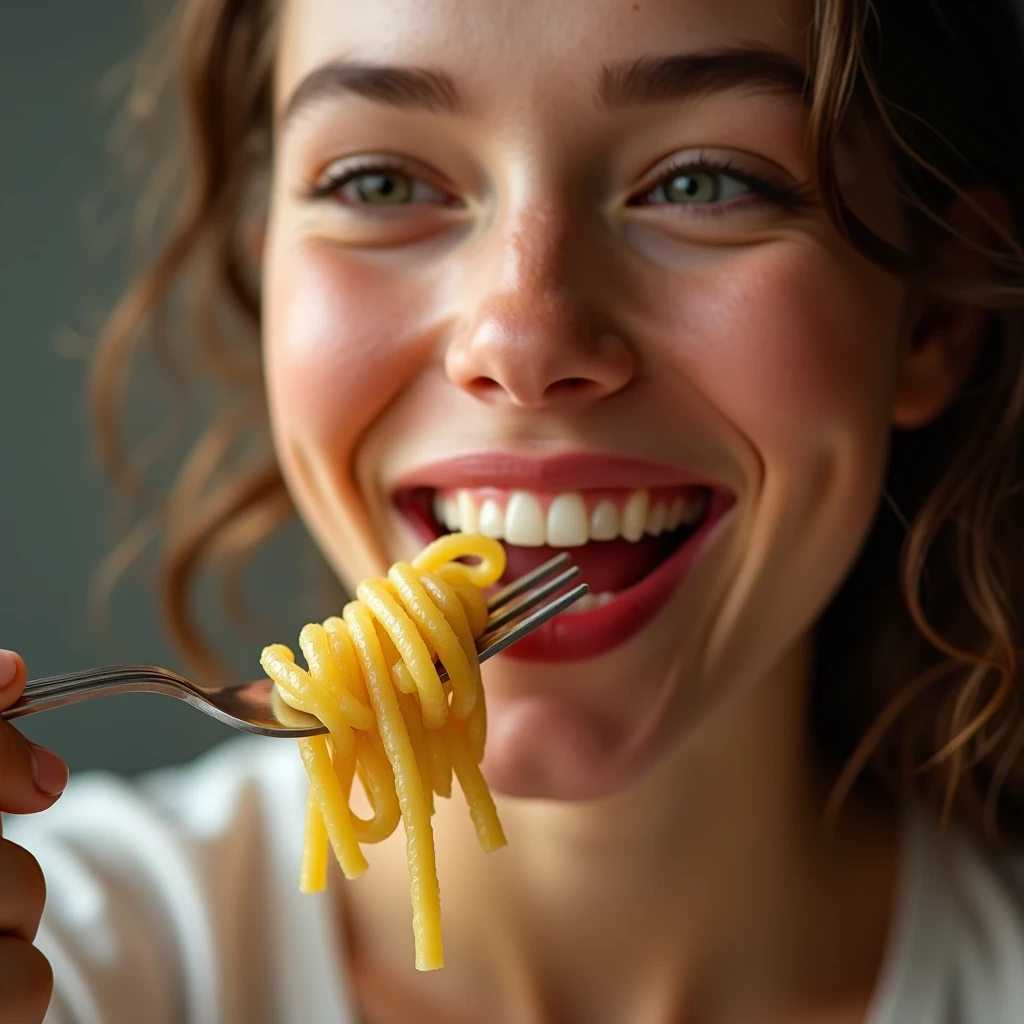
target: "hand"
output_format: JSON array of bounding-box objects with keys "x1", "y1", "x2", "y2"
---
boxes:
[{"x1": 0, "y1": 650, "x2": 67, "y2": 1023}]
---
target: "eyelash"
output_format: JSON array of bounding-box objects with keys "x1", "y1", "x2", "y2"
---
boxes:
[
  {"x1": 301, "y1": 155, "x2": 814, "y2": 213},
  {"x1": 302, "y1": 158, "x2": 453, "y2": 205},
  {"x1": 631, "y1": 155, "x2": 814, "y2": 214}
]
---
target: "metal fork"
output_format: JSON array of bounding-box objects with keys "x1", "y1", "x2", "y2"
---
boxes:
[{"x1": 0, "y1": 555, "x2": 586, "y2": 738}]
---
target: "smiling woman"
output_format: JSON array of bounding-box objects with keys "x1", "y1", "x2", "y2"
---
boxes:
[{"x1": 5, "y1": 0, "x2": 1024, "y2": 1022}]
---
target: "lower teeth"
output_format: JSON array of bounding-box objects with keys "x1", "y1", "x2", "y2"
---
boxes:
[{"x1": 567, "y1": 591, "x2": 616, "y2": 613}]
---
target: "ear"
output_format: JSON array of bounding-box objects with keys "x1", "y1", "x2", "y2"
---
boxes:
[{"x1": 891, "y1": 189, "x2": 1010, "y2": 429}]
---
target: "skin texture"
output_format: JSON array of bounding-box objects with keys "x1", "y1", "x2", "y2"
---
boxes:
[
  {"x1": 0, "y1": 0, "x2": 990, "y2": 1021},
  {"x1": 265, "y1": 0, "x2": 906, "y2": 801},
  {"x1": 258, "y1": 0, "x2": 990, "y2": 1020}
]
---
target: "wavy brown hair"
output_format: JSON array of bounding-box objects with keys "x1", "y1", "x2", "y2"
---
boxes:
[{"x1": 93, "y1": 0, "x2": 1024, "y2": 841}]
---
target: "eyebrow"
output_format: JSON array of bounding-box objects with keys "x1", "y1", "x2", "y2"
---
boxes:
[
  {"x1": 598, "y1": 47, "x2": 810, "y2": 108},
  {"x1": 279, "y1": 62, "x2": 462, "y2": 129},
  {"x1": 278, "y1": 46, "x2": 810, "y2": 132}
]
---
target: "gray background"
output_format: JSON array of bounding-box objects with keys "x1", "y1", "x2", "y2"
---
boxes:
[
  {"x1": 0, "y1": 0, "x2": 317, "y2": 775},
  {"x1": 4, "y1": 3, "x2": 1024, "y2": 776}
]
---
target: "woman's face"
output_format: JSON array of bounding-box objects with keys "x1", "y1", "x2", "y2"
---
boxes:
[{"x1": 263, "y1": 0, "x2": 906, "y2": 799}]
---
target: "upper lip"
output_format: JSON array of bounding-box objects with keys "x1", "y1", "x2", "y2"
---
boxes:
[{"x1": 391, "y1": 451, "x2": 731, "y2": 494}]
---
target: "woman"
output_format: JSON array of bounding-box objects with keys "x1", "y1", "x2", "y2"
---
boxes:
[{"x1": 3, "y1": 0, "x2": 1024, "y2": 1020}]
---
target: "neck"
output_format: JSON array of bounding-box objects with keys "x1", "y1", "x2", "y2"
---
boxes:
[{"x1": 343, "y1": 637, "x2": 898, "y2": 1024}]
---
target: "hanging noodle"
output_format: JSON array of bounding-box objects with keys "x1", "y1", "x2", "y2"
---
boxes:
[{"x1": 260, "y1": 533, "x2": 507, "y2": 971}]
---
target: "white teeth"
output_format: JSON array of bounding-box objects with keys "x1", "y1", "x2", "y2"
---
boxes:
[
  {"x1": 589, "y1": 500, "x2": 619, "y2": 541},
  {"x1": 444, "y1": 496, "x2": 460, "y2": 531},
  {"x1": 478, "y1": 498, "x2": 505, "y2": 538},
  {"x1": 432, "y1": 486, "x2": 707, "y2": 542},
  {"x1": 567, "y1": 592, "x2": 598, "y2": 613},
  {"x1": 457, "y1": 491, "x2": 479, "y2": 534},
  {"x1": 621, "y1": 490, "x2": 650, "y2": 542},
  {"x1": 547, "y1": 493, "x2": 588, "y2": 547},
  {"x1": 645, "y1": 502, "x2": 667, "y2": 537},
  {"x1": 566, "y1": 591, "x2": 616, "y2": 613},
  {"x1": 505, "y1": 491, "x2": 546, "y2": 546}
]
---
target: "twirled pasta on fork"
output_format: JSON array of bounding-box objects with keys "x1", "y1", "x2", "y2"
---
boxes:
[{"x1": 260, "y1": 533, "x2": 511, "y2": 972}]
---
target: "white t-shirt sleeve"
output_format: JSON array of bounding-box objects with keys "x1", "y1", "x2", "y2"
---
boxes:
[
  {"x1": 4, "y1": 738, "x2": 356, "y2": 1024},
  {"x1": 867, "y1": 810, "x2": 1024, "y2": 1024}
]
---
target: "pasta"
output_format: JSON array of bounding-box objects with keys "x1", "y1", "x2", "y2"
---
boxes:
[{"x1": 260, "y1": 533, "x2": 508, "y2": 971}]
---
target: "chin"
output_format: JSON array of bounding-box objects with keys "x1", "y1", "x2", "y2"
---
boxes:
[{"x1": 478, "y1": 664, "x2": 675, "y2": 800}]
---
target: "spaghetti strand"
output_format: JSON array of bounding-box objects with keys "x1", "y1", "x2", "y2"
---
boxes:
[{"x1": 261, "y1": 534, "x2": 507, "y2": 971}]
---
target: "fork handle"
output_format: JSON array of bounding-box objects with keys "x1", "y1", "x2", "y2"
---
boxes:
[{"x1": 1, "y1": 668, "x2": 192, "y2": 722}]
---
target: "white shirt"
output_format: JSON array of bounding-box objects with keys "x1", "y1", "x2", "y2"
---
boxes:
[{"x1": 6, "y1": 739, "x2": 1024, "y2": 1023}]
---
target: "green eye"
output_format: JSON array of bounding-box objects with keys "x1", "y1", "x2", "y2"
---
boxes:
[
  {"x1": 353, "y1": 172, "x2": 414, "y2": 205},
  {"x1": 311, "y1": 162, "x2": 452, "y2": 207},
  {"x1": 664, "y1": 172, "x2": 719, "y2": 203},
  {"x1": 647, "y1": 169, "x2": 750, "y2": 206}
]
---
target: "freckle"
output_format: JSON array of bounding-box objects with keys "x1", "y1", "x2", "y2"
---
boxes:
[{"x1": 632, "y1": 3, "x2": 639, "y2": 8}]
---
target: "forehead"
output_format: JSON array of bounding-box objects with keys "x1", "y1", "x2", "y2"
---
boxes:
[{"x1": 276, "y1": 0, "x2": 811, "y2": 106}]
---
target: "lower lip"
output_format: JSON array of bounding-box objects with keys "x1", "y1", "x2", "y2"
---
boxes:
[{"x1": 501, "y1": 497, "x2": 733, "y2": 663}]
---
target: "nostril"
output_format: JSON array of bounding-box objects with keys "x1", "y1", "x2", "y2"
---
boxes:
[
  {"x1": 544, "y1": 377, "x2": 600, "y2": 399},
  {"x1": 468, "y1": 376, "x2": 506, "y2": 398}
]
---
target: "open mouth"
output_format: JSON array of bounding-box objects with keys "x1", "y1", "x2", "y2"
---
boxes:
[
  {"x1": 398, "y1": 485, "x2": 709, "y2": 599},
  {"x1": 393, "y1": 478, "x2": 734, "y2": 661}
]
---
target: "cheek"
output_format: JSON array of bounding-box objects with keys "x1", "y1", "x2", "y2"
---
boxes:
[
  {"x1": 262, "y1": 240, "x2": 448, "y2": 583},
  {"x1": 712, "y1": 247, "x2": 897, "y2": 444},
  {"x1": 677, "y1": 242, "x2": 903, "y2": 463},
  {"x1": 263, "y1": 246, "x2": 427, "y2": 459},
  {"x1": 647, "y1": 240, "x2": 906, "y2": 682}
]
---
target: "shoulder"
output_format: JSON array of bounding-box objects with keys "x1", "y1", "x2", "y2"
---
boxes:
[
  {"x1": 5, "y1": 739, "x2": 334, "y2": 1024},
  {"x1": 941, "y1": 829, "x2": 1024, "y2": 1019},
  {"x1": 872, "y1": 810, "x2": 1024, "y2": 1024},
  {"x1": 11, "y1": 737, "x2": 307, "y2": 901}
]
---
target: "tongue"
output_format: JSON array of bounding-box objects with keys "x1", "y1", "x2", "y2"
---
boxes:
[{"x1": 501, "y1": 533, "x2": 686, "y2": 594}]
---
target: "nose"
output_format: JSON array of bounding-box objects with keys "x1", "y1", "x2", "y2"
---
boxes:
[{"x1": 444, "y1": 205, "x2": 636, "y2": 409}]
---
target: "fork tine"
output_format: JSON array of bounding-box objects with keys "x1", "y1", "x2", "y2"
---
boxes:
[
  {"x1": 480, "y1": 566, "x2": 582, "y2": 638},
  {"x1": 486, "y1": 552, "x2": 572, "y2": 611},
  {"x1": 435, "y1": 579, "x2": 589, "y2": 683},
  {"x1": 477, "y1": 584, "x2": 590, "y2": 663}
]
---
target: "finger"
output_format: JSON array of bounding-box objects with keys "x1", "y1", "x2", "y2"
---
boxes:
[
  {"x1": 0, "y1": 937, "x2": 53, "y2": 1024},
  {"x1": 0, "y1": 650, "x2": 27, "y2": 711},
  {"x1": 0, "y1": 722, "x2": 68, "y2": 815},
  {"x1": 0, "y1": 840, "x2": 46, "y2": 941}
]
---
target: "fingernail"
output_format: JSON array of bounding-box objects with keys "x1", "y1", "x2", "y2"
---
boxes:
[
  {"x1": 0, "y1": 650, "x2": 18, "y2": 688},
  {"x1": 29, "y1": 744, "x2": 69, "y2": 796}
]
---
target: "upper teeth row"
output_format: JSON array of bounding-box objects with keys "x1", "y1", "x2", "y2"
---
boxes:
[{"x1": 432, "y1": 489, "x2": 707, "y2": 546}]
